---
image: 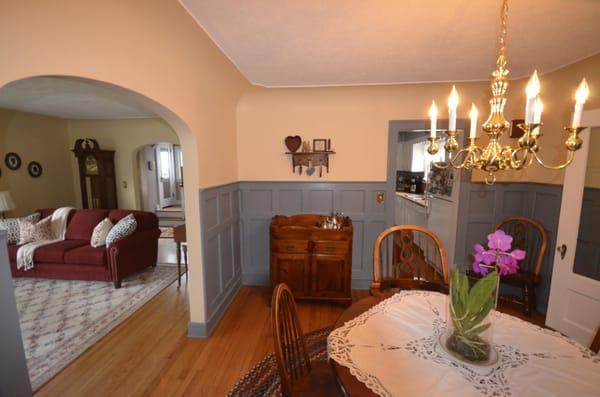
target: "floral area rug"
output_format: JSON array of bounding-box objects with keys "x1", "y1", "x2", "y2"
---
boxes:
[
  {"x1": 14, "y1": 265, "x2": 178, "y2": 391},
  {"x1": 228, "y1": 326, "x2": 332, "y2": 397}
]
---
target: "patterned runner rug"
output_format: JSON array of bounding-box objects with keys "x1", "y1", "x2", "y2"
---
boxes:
[
  {"x1": 14, "y1": 265, "x2": 178, "y2": 391},
  {"x1": 228, "y1": 326, "x2": 332, "y2": 397}
]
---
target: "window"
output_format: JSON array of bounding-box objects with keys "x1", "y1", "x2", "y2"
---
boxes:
[
  {"x1": 159, "y1": 149, "x2": 171, "y2": 180},
  {"x1": 411, "y1": 140, "x2": 446, "y2": 181}
]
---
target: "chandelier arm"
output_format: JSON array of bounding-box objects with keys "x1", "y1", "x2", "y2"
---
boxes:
[
  {"x1": 432, "y1": 161, "x2": 450, "y2": 169},
  {"x1": 509, "y1": 147, "x2": 531, "y2": 170},
  {"x1": 447, "y1": 147, "x2": 475, "y2": 169},
  {"x1": 532, "y1": 150, "x2": 575, "y2": 170}
]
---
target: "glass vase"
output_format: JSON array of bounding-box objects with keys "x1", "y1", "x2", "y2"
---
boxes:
[{"x1": 443, "y1": 267, "x2": 499, "y2": 364}]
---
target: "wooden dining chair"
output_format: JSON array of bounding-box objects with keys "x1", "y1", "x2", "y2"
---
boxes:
[
  {"x1": 271, "y1": 283, "x2": 342, "y2": 397},
  {"x1": 591, "y1": 327, "x2": 600, "y2": 354},
  {"x1": 494, "y1": 216, "x2": 548, "y2": 316},
  {"x1": 370, "y1": 225, "x2": 449, "y2": 297}
]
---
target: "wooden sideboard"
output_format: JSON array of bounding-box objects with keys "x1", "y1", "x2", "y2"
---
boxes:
[{"x1": 270, "y1": 214, "x2": 353, "y2": 304}]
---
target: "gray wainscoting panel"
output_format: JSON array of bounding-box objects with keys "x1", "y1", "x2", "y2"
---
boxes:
[
  {"x1": 239, "y1": 182, "x2": 388, "y2": 288},
  {"x1": 192, "y1": 183, "x2": 242, "y2": 338},
  {"x1": 455, "y1": 181, "x2": 562, "y2": 313}
]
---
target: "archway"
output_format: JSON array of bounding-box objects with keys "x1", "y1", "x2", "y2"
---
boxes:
[{"x1": 0, "y1": 75, "x2": 206, "y2": 391}]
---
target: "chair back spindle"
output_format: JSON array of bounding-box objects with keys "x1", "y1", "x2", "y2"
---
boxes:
[{"x1": 271, "y1": 283, "x2": 311, "y2": 396}]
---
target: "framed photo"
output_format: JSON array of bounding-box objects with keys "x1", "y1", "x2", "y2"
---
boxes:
[
  {"x1": 27, "y1": 161, "x2": 43, "y2": 178},
  {"x1": 5, "y1": 152, "x2": 21, "y2": 170},
  {"x1": 312, "y1": 139, "x2": 327, "y2": 152}
]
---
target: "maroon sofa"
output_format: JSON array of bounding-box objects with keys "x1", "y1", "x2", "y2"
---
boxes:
[{"x1": 7, "y1": 208, "x2": 161, "y2": 288}]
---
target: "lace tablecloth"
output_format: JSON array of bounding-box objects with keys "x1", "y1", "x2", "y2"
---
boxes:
[{"x1": 327, "y1": 291, "x2": 599, "y2": 397}]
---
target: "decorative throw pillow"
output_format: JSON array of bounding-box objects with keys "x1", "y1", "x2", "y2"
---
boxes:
[
  {"x1": 90, "y1": 218, "x2": 113, "y2": 248},
  {"x1": 18, "y1": 215, "x2": 54, "y2": 244},
  {"x1": 105, "y1": 214, "x2": 137, "y2": 246},
  {"x1": 0, "y1": 213, "x2": 41, "y2": 244}
]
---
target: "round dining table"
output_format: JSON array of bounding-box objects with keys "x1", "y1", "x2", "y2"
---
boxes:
[{"x1": 328, "y1": 291, "x2": 599, "y2": 397}]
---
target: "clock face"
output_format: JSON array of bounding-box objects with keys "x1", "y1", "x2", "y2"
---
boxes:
[{"x1": 85, "y1": 155, "x2": 99, "y2": 175}]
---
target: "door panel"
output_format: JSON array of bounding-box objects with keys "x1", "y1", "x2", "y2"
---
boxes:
[
  {"x1": 271, "y1": 253, "x2": 309, "y2": 296},
  {"x1": 547, "y1": 125, "x2": 600, "y2": 346},
  {"x1": 311, "y1": 254, "x2": 349, "y2": 297}
]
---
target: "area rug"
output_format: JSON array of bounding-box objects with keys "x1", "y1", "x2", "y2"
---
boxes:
[
  {"x1": 14, "y1": 265, "x2": 178, "y2": 391},
  {"x1": 228, "y1": 326, "x2": 332, "y2": 397}
]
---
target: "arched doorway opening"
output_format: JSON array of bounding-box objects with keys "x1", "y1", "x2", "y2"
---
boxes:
[{"x1": 0, "y1": 75, "x2": 203, "y2": 391}]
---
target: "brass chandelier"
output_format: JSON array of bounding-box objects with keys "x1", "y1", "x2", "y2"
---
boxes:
[{"x1": 426, "y1": 0, "x2": 589, "y2": 184}]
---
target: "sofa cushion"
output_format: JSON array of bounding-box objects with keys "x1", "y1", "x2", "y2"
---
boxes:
[
  {"x1": 0, "y1": 213, "x2": 41, "y2": 244},
  {"x1": 64, "y1": 244, "x2": 108, "y2": 266},
  {"x1": 32, "y1": 240, "x2": 89, "y2": 264},
  {"x1": 90, "y1": 218, "x2": 113, "y2": 247},
  {"x1": 108, "y1": 210, "x2": 158, "y2": 232},
  {"x1": 65, "y1": 209, "x2": 109, "y2": 241},
  {"x1": 106, "y1": 214, "x2": 137, "y2": 246},
  {"x1": 18, "y1": 215, "x2": 53, "y2": 244}
]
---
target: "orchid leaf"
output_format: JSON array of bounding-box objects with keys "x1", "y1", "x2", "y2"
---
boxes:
[{"x1": 466, "y1": 271, "x2": 498, "y2": 315}]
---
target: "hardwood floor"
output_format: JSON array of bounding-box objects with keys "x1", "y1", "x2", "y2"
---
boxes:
[
  {"x1": 35, "y1": 280, "x2": 544, "y2": 396},
  {"x1": 35, "y1": 280, "x2": 365, "y2": 396}
]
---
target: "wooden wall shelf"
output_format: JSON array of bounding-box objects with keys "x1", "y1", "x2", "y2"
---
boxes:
[{"x1": 286, "y1": 151, "x2": 335, "y2": 177}]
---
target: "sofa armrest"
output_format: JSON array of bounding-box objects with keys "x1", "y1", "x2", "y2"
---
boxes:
[{"x1": 108, "y1": 228, "x2": 161, "y2": 287}]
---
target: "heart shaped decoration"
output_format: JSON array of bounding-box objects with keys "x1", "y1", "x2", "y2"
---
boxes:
[
  {"x1": 306, "y1": 166, "x2": 315, "y2": 176},
  {"x1": 285, "y1": 135, "x2": 302, "y2": 153}
]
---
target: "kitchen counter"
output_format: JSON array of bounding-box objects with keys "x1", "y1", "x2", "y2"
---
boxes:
[{"x1": 395, "y1": 192, "x2": 428, "y2": 208}]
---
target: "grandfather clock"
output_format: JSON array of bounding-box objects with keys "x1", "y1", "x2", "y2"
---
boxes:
[{"x1": 72, "y1": 139, "x2": 118, "y2": 209}]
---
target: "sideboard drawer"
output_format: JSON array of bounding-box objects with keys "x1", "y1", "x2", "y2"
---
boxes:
[
  {"x1": 313, "y1": 240, "x2": 350, "y2": 255},
  {"x1": 271, "y1": 239, "x2": 310, "y2": 254}
]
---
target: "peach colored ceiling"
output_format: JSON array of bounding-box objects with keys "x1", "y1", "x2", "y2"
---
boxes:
[{"x1": 181, "y1": 0, "x2": 600, "y2": 87}]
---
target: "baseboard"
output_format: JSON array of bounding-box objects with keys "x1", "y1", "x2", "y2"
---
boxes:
[
  {"x1": 187, "y1": 276, "x2": 242, "y2": 338},
  {"x1": 242, "y1": 273, "x2": 269, "y2": 286}
]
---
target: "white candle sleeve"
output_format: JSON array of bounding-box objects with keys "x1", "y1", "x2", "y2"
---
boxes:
[
  {"x1": 449, "y1": 109, "x2": 456, "y2": 131},
  {"x1": 525, "y1": 97, "x2": 536, "y2": 124},
  {"x1": 572, "y1": 102, "x2": 584, "y2": 128},
  {"x1": 470, "y1": 117, "x2": 477, "y2": 138}
]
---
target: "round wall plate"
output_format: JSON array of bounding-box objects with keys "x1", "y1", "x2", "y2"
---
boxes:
[
  {"x1": 5, "y1": 152, "x2": 21, "y2": 170},
  {"x1": 27, "y1": 161, "x2": 43, "y2": 178}
]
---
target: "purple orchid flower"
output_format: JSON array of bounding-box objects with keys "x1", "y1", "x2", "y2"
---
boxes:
[
  {"x1": 487, "y1": 229, "x2": 512, "y2": 251},
  {"x1": 471, "y1": 230, "x2": 526, "y2": 276}
]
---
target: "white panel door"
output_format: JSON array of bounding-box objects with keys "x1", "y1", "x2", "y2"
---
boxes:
[{"x1": 547, "y1": 120, "x2": 600, "y2": 346}]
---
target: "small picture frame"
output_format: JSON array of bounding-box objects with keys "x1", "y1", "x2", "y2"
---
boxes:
[
  {"x1": 5, "y1": 152, "x2": 21, "y2": 170},
  {"x1": 312, "y1": 139, "x2": 327, "y2": 152},
  {"x1": 27, "y1": 161, "x2": 43, "y2": 178}
]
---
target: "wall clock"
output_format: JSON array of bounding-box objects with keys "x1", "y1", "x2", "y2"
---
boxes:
[
  {"x1": 27, "y1": 161, "x2": 43, "y2": 178},
  {"x1": 4, "y1": 152, "x2": 21, "y2": 170}
]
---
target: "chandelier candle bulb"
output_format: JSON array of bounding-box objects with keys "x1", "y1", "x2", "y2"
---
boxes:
[
  {"x1": 448, "y1": 85, "x2": 459, "y2": 131},
  {"x1": 469, "y1": 103, "x2": 478, "y2": 139},
  {"x1": 429, "y1": 101, "x2": 438, "y2": 138},
  {"x1": 525, "y1": 71, "x2": 540, "y2": 124},
  {"x1": 572, "y1": 78, "x2": 589, "y2": 128}
]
